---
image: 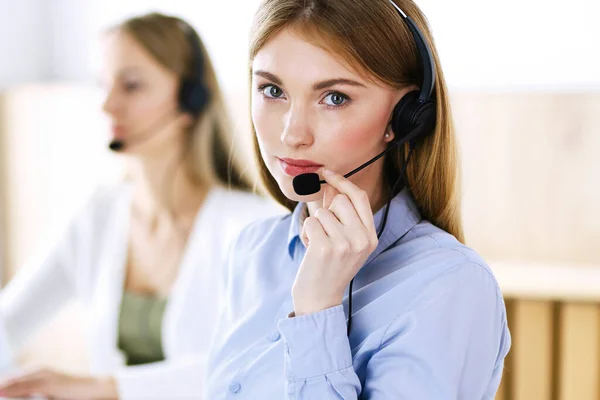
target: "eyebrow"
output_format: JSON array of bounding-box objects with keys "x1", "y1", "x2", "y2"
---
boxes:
[
  {"x1": 254, "y1": 70, "x2": 282, "y2": 85},
  {"x1": 312, "y1": 78, "x2": 366, "y2": 91},
  {"x1": 119, "y1": 67, "x2": 143, "y2": 77},
  {"x1": 253, "y1": 70, "x2": 366, "y2": 91}
]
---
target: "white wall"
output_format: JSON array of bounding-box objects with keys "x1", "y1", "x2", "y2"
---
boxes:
[
  {"x1": 419, "y1": 0, "x2": 600, "y2": 90},
  {"x1": 49, "y1": 0, "x2": 98, "y2": 81},
  {"x1": 0, "y1": 0, "x2": 52, "y2": 89},
  {"x1": 84, "y1": 0, "x2": 262, "y2": 93},
  {"x1": 78, "y1": 0, "x2": 600, "y2": 90},
  {"x1": 2, "y1": 0, "x2": 598, "y2": 90}
]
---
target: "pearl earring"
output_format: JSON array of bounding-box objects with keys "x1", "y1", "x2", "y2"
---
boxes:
[{"x1": 385, "y1": 133, "x2": 391, "y2": 138}]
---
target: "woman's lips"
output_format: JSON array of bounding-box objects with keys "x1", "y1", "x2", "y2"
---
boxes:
[
  {"x1": 111, "y1": 126, "x2": 126, "y2": 138},
  {"x1": 278, "y1": 158, "x2": 323, "y2": 177}
]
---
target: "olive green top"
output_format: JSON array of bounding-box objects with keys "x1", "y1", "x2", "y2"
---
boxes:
[{"x1": 117, "y1": 290, "x2": 168, "y2": 366}]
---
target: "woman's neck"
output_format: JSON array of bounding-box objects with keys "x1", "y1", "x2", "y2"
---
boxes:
[{"x1": 128, "y1": 148, "x2": 208, "y2": 228}]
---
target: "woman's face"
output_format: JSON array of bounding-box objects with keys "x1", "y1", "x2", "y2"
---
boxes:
[
  {"x1": 252, "y1": 28, "x2": 404, "y2": 204},
  {"x1": 100, "y1": 30, "x2": 189, "y2": 157}
]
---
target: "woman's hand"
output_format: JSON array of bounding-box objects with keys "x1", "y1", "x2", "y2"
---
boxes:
[
  {"x1": 292, "y1": 169, "x2": 378, "y2": 316},
  {"x1": 0, "y1": 366, "x2": 118, "y2": 400}
]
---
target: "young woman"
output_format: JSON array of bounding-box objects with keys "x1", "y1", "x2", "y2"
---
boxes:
[
  {"x1": 0, "y1": 12, "x2": 282, "y2": 400},
  {"x1": 204, "y1": 0, "x2": 511, "y2": 398}
]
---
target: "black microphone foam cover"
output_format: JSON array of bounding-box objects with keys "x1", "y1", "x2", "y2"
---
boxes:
[
  {"x1": 108, "y1": 140, "x2": 125, "y2": 151},
  {"x1": 292, "y1": 173, "x2": 322, "y2": 196}
]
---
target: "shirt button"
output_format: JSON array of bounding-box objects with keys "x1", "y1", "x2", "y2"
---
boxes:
[
  {"x1": 229, "y1": 382, "x2": 241, "y2": 394},
  {"x1": 287, "y1": 381, "x2": 295, "y2": 395},
  {"x1": 268, "y1": 331, "x2": 281, "y2": 342}
]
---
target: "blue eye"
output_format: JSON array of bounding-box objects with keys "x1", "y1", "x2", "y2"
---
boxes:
[
  {"x1": 323, "y1": 92, "x2": 349, "y2": 106},
  {"x1": 261, "y1": 85, "x2": 284, "y2": 99}
]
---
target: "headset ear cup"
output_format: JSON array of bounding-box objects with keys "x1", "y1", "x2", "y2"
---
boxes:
[
  {"x1": 391, "y1": 90, "x2": 436, "y2": 145},
  {"x1": 391, "y1": 91, "x2": 420, "y2": 141},
  {"x1": 179, "y1": 79, "x2": 209, "y2": 117},
  {"x1": 411, "y1": 100, "x2": 436, "y2": 140}
]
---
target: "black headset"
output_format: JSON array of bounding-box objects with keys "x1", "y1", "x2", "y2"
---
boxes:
[
  {"x1": 346, "y1": 0, "x2": 438, "y2": 336},
  {"x1": 178, "y1": 22, "x2": 211, "y2": 118},
  {"x1": 388, "y1": 0, "x2": 437, "y2": 148}
]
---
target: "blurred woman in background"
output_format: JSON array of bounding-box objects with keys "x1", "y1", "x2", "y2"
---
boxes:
[{"x1": 0, "y1": 12, "x2": 282, "y2": 400}]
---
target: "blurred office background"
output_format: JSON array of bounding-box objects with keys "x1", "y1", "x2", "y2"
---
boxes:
[{"x1": 0, "y1": 0, "x2": 598, "y2": 399}]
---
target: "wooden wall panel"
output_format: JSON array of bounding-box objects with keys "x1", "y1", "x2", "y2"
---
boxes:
[
  {"x1": 495, "y1": 378, "x2": 506, "y2": 400},
  {"x1": 557, "y1": 303, "x2": 600, "y2": 400},
  {"x1": 511, "y1": 300, "x2": 554, "y2": 400}
]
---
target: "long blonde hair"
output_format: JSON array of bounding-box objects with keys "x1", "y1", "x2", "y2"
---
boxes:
[
  {"x1": 110, "y1": 12, "x2": 251, "y2": 191},
  {"x1": 249, "y1": 0, "x2": 464, "y2": 242}
]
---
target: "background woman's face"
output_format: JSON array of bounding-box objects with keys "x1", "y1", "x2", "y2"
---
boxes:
[{"x1": 100, "y1": 31, "x2": 188, "y2": 157}]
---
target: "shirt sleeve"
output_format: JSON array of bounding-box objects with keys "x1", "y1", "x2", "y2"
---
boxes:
[{"x1": 277, "y1": 262, "x2": 511, "y2": 399}]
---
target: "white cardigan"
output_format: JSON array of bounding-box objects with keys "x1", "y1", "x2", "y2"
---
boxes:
[{"x1": 0, "y1": 182, "x2": 285, "y2": 399}]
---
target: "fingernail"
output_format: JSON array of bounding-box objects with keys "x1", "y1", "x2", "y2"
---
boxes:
[{"x1": 323, "y1": 169, "x2": 334, "y2": 176}]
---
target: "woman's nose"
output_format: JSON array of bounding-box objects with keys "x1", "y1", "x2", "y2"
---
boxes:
[{"x1": 280, "y1": 104, "x2": 314, "y2": 148}]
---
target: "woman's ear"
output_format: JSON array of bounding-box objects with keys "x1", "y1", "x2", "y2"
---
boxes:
[
  {"x1": 181, "y1": 112, "x2": 195, "y2": 128},
  {"x1": 384, "y1": 125, "x2": 395, "y2": 143}
]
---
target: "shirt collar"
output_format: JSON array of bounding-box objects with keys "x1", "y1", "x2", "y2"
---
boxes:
[
  {"x1": 287, "y1": 201, "x2": 308, "y2": 258},
  {"x1": 286, "y1": 188, "x2": 422, "y2": 261}
]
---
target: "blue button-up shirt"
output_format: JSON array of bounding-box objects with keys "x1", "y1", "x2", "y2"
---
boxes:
[{"x1": 205, "y1": 189, "x2": 511, "y2": 399}]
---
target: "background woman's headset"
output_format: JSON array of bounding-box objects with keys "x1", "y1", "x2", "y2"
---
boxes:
[{"x1": 177, "y1": 21, "x2": 211, "y2": 118}]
